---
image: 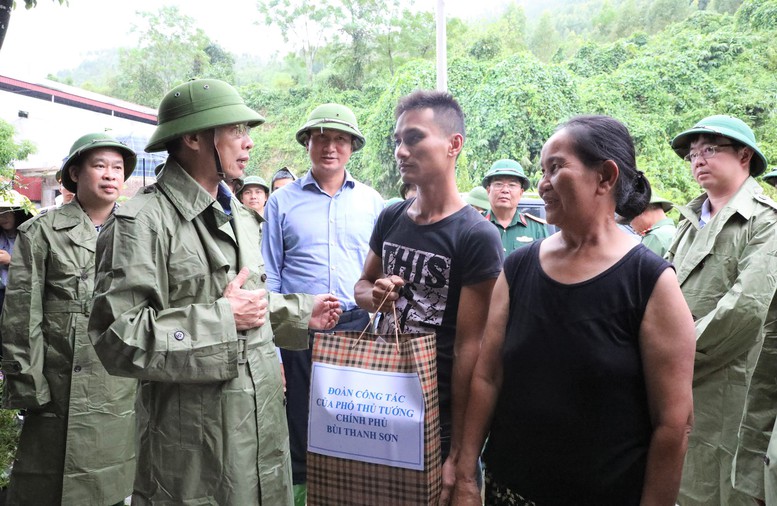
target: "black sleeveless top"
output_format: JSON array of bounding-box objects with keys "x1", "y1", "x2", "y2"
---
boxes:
[{"x1": 483, "y1": 241, "x2": 672, "y2": 505}]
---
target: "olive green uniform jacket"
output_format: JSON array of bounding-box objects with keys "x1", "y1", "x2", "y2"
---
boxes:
[
  {"x1": 640, "y1": 217, "x2": 676, "y2": 258},
  {"x1": 88, "y1": 160, "x2": 314, "y2": 506},
  {"x1": 667, "y1": 177, "x2": 777, "y2": 504},
  {"x1": 0, "y1": 201, "x2": 136, "y2": 506},
  {"x1": 485, "y1": 210, "x2": 549, "y2": 256}
]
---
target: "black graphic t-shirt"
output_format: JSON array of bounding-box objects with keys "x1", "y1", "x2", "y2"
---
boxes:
[{"x1": 370, "y1": 198, "x2": 503, "y2": 437}]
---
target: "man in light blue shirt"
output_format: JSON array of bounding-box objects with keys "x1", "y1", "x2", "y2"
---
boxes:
[{"x1": 262, "y1": 102, "x2": 384, "y2": 506}]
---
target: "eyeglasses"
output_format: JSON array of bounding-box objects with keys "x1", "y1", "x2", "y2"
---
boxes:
[
  {"x1": 491, "y1": 182, "x2": 523, "y2": 191},
  {"x1": 683, "y1": 144, "x2": 734, "y2": 163},
  {"x1": 224, "y1": 123, "x2": 252, "y2": 139}
]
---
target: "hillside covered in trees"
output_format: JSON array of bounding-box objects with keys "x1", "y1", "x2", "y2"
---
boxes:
[{"x1": 50, "y1": 0, "x2": 777, "y2": 204}]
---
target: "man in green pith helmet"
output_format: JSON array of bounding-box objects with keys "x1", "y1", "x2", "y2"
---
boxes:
[
  {"x1": 464, "y1": 186, "x2": 490, "y2": 214},
  {"x1": 1, "y1": 133, "x2": 137, "y2": 506},
  {"x1": 630, "y1": 194, "x2": 676, "y2": 257},
  {"x1": 237, "y1": 174, "x2": 270, "y2": 217},
  {"x1": 87, "y1": 79, "x2": 342, "y2": 506},
  {"x1": 262, "y1": 102, "x2": 384, "y2": 506},
  {"x1": 483, "y1": 159, "x2": 549, "y2": 255},
  {"x1": 666, "y1": 115, "x2": 777, "y2": 506},
  {"x1": 763, "y1": 168, "x2": 777, "y2": 188}
]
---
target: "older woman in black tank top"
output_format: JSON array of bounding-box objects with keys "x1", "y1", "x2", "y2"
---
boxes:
[{"x1": 449, "y1": 116, "x2": 695, "y2": 506}]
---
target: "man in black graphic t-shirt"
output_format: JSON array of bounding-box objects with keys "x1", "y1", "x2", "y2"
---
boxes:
[{"x1": 355, "y1": 90, "x2": 503, "y2": 504}]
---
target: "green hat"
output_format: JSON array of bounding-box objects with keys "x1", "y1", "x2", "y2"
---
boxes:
[
  {"x1": 649, "y1": 194, "x2": 673, "y2": 212},
  {"x1": 482, "y1": 159, "x2": 530, "y2": 190},
  {"x1": 61, "y1": 133, "x2": 137, "y2": 193},
  {"x1": 465, "y1": 186, "x2": 490, "y2": 211},
  {"x1": 146, "y1": 79, "x2": 265, "y2": 153},
  {"x1": 237, "y1": 175, "x2": 269, "y2": 198},
  {"x1": 384, "y1": 197, "x2": 404, "y2": 208},
  {"x1": 295, "y1": 103, "x2": 365, "y2": 152},
  {"x1": 763, "y1": 168, "x2": 777, "y2": 182},
  {"x1": 671, "y1": 115, "x2": 768, "y2": 177}
]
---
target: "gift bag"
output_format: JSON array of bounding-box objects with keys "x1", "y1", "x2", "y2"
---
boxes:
[{"x1": 306, "y1": 326, "x2": 441, "y2": 505}]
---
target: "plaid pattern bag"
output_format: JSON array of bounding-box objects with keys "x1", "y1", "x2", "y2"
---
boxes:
[{"x1": 307, "y1": 329, "x2": 442, "y2": 505}]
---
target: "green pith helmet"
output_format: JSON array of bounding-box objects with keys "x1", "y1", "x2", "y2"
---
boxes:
[
  {"x1": 145, "y1": 79, "x2": 265, "y2": 153},
  {"x1": 482, "y1": 159, "x2": 530, "y2": 190},
  {"x1": 295, "y1": 103, "x2": 365, "y2": 152},
  {"x1": 465, "y1": 186, "x2": 491, "y2": 211},
  {"x1": 649, "y1": 194, "x2": 673, "y2": 212},
  {"x1": 671, "y1": 115, "x2": 768, "y2": 177},
  {"x1": 237, "y1": 175, "x2": 270, "y2": 198},
  {"x1": 763, "y1": 169, "x2": 777, "y2": 187},
  {"x1": 384, "y1": 197, "x2": 404, "y2": 208},
  {"x1": 61, "y1": 133, "x2": 137, "y2": 193}
]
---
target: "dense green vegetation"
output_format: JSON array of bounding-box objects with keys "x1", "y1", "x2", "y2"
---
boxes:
[{"x1": 48, "y1": 0, "x2": 777, "y2": 203}]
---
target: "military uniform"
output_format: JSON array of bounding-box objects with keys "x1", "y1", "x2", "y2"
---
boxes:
[
  {"x1": 1, "y1": 201, "x2": 136, "y2": 506},
  {"x1": 640, "y1": 217, "x2": 676, "y2": 257},
  {"x1": 89, "y1": 160, "x2": 314, "y2": 505},
  {"x1": 486, "y1": 210, "x2": 549, "y2": 255},
  {"x1": 668, "y1": 177, "x2": 777, "y2": 505}
]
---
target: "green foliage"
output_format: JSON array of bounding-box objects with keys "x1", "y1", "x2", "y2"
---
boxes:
[
  {"x1": 0, "y1": 119, "x2": 34, "y2": 185},
  {"x1": 111, "y1": 6, "x2": 234, "y2": 107},
  {"x1": 0, "y1": 383, "x2": 19, "y2": 489},
  {"x1": 736, "y1": 0, "x2": 777, "y2": 30},
  {"x1": 45, "y1": 0, "x2": 777, "y2": 207}
]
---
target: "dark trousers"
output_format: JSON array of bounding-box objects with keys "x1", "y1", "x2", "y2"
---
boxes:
[{"x1": 281, "y1": 308, "x2": 371, "y2": 485}]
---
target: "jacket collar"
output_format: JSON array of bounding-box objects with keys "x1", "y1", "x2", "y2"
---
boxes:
[
  {"x1": 156, "y1": 158, "x2": 221, "y2": 222},
  {"x1": 51, "y1": 200, "x2": 97, "y2": 252},
  {"x1": 674, "y1": 177, "x2": 761, "y2": 285},
  {"x1": 299, "y1": 168, "x2": 356, "y2": 194}
]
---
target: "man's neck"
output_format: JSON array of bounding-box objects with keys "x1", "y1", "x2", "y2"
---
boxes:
[
  {"x1": 77, "y1": 197, "x2": 115, "y2": 227},
  {"x1": 492, "y1": 207, "x2": 517, "y2": 228},
  {"x1": 409, "y1": 177, "x2": 464, "y2": 225},
  {"x1": 705, "y1": 176, "x2": 749, "y2": 217},
  {"x1": 310, "y1": 167, "x2": 346, "y2": 197}
]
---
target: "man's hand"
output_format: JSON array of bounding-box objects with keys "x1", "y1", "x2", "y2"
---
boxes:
[
  {"x1": 439, "y1": 455, "x2": 457, "y2": 505},
  {"x1": 309, "y1": 294, "x2": 342, "y2": 330},
  {"x1": 223, "y1": 267, "x2": 268, "y2": 331},
  {"x1": 372, "y1": 275, "x2": 405, "y2": 312}
]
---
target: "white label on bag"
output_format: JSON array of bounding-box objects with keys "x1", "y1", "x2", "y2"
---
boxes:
[{"x1": 307, "y1": 362, "x2": 425, "y2": 470}]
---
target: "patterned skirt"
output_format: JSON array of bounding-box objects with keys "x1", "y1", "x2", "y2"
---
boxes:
[{"x1": 484, "y1": 469, "x2": 537, "y2": 506}]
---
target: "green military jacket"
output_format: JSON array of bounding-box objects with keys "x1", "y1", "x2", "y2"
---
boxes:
[
  {"x1": 640, "y1": 218, "x2": 676, "y2": 258},
  {"x1": 88, "y1": 160, "x2": 314, "y2": 506},
  {"x1": 0, "y1": 201, "x2": 136, "y2": 506},
  {"x1": 667, "y1": 177, "x2": 777, "y2": 502},
  {"x1": 486, "y1": 210, "x2": 549, "y2": 255}
]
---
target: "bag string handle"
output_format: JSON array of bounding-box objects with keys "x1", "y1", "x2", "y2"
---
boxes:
[{"x1": 354, "y1": 283, "x2": 401, "y2": 352}]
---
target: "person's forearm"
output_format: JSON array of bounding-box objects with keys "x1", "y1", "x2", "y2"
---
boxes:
[
  {"x1": 354, "y1": 279, "x2": 376, "y2": 312},
  {"x1": 640, "y1": 422, "x2": 692, "y2": 505}
]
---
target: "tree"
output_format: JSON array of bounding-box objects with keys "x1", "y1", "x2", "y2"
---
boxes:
[
  {"x1": 0, "y1": 0, "x2": 66, "y2": 51},
  {"x1": 111, "y1": 6, "x2": 234, "y2": 107},
  {"x1": 256, "y1": 0, "x2": 338, "y2": 84},
  {"x1": 0, "y1": 118, "x2": 35, "y2": 205},
  {"x1": 529, "y1": 12, "x2": 561, "y2": 62}
]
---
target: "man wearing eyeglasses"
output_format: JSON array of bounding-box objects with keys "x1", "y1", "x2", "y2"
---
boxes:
[
  {"x1": 667, "y1": 115, "x2": 777, "y2": 506},
  {"x1": 88, "y1": 79, "x2": 342, "y2": 505},
  {"x1": 483, "y1": 159, "x2": 548, "y2": 255}
]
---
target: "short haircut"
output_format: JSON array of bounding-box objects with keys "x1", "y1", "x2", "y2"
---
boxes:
[{"x1": 394, "y1": 90, "x2": 466, "y2": 141}]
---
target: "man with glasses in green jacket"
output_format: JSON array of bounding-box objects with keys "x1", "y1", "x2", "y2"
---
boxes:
[{"x1": 667, "y1": 115, "x2": 777, "y2": 506}]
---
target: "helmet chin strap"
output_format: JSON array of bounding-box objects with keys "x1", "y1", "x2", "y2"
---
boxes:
[{"x1": 213, "y1": 129, "x2": 226, "y2": 181}]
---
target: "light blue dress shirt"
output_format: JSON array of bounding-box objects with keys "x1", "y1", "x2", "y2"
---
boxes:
[{"x1": 262, "y1": 169, "x2": 384, "y2": 310}]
